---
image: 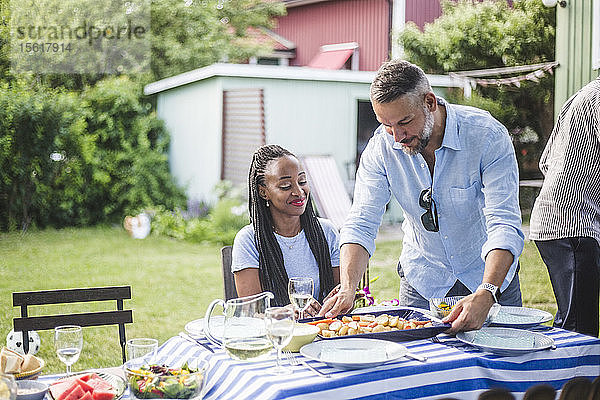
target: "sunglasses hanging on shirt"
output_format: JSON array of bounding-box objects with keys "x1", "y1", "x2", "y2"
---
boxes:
[{"x1": 419, "y1": 187, "x2": 439, "y2": 232}]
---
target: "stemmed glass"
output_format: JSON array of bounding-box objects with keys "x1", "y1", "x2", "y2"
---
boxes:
[
  {"x1": 54, "y1": 325, "x2": 83, "y2": 376},
  {"x1": 264, "y1": 307, "x2": 294, "y2": 375},
  {"x1": 288, "y1": 277, "x2": 314, "y2": 320}
]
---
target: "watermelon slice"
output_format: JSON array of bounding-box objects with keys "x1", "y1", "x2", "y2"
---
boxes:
[
  {"x1": 76, "y1": 379, "x2": 94, "y2": 393},
  {"x1": 91, "y1": 390, "x2": 115, "y2": 400},
  {"x1": 63, "y1": 385, "x2": 85, "y2": 400},
  {"x1": 79, "y1": 392, "x2": 94, "y2": 400},
  {"x1": 86, "y1": 378, "x2": 114, "y2": 393},
  {"x1": 78, "y1": 373, "x2": 101, "y2": 382},
  {"x1": 51, "y1": 380, "x2": 79, "y2": 400}
]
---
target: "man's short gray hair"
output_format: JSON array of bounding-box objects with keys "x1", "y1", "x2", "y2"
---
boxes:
[{"x1": 370, "y1": 60, "x2": 432, "y2": 105}]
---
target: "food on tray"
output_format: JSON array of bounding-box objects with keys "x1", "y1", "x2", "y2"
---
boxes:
[
  {"x1": 126, "y1": 364, "x2": 203, "y2": 399},
  {"x1": 308, "y1": 314, "x2": 433, "y2": 337},
  {"x1": 0, "y1": 346, "x2": 41, "y2": 374},
  {"x1": 50, "y1": 372, "x2": 116, "y2": 400}
]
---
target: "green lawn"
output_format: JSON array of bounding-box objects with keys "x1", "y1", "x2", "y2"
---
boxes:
[{"x1": 1, "y1": 226, "x2": 559, "y2": 373}]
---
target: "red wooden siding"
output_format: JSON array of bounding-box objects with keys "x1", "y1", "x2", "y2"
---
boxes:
[
  {"x1": 405, "y1": 0, "x2": 442, "y2": 30},
  {"x1": 274, "y1": 0, "x2": 390, "y2": 71}
]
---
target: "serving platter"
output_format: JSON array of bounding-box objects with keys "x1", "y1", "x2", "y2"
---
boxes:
[
  {"x1": 487, "y1": 306, "x2": 553, "y2": 328},
  {"x1": 299, "y1": 338, "x2": 408, "y2": 370},
  {"x1": 455, "y1": 327, "x2": 555, "y2": 356},
  {"x1": 49, "y1": 372, "x2": 126, "y2": 400},
  {"x1": 301, "y1": 307, "x2": 449, "y2": 342},
  {"x1": 184, "y1": 316, "x2": 225, "y2": 339}
]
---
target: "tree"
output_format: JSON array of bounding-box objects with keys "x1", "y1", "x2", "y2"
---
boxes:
[
  {"x1": 150, "y1": 0, "x2": 285, "y2": 81},
  {"x1": 399, "y1": 0, "x2": 555, "y2": 178}
]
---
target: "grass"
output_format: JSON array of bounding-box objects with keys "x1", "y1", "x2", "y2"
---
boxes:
[{"x1": 0, "y1": 226, "x2": 561, "y2": 374}]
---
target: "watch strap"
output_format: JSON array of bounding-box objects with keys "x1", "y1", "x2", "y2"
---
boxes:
[{"x1": 477, "y1": 282, "x2": 499, "y2": 303}]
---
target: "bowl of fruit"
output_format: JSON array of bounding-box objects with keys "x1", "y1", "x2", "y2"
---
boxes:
[{"x1": 124, "y1": 362, "x2": 208, "y2": 400}]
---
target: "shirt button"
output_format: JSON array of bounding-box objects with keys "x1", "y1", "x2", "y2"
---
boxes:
[
  {"x1": 421, "y1": 163, "x2": 425, "y2": 168},
  {"x1": 444, "y1": 235, "x2": 448, "y2": 240},
  {"x1": 450, "y1": 255, "x2": 454, "y2": 259}
]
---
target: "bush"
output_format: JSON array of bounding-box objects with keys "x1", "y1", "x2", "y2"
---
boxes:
[
  {"x1": 148, "y1": 181, "x2": 249, "y2": 245},
  {"x1": 0, "y1": 76, "x2": 186, "y2": 231}
]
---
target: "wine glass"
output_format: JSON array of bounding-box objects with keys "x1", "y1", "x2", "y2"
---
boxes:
[
  {"x1": 288, "y1": 277, "x2": 314, "y2": 320},
  {"x1": 126, "y1": 338, "x2": 158, "y2": 368},
  {"x1": 54, "y1": 325, "x2": 83, "y2": 376},
  {"x1": 264, "y1": 307, "x2": 294, "y2": 375}
]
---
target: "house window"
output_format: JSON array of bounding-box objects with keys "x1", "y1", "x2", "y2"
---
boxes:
[{"x1": 593, "y1": 0, "x2": 600, "y2": 70}]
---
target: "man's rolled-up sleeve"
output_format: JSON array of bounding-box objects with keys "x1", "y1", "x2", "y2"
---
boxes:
[
  {"x1": 340, "y1": 139, "x2": 391, "y2": 257},
  {"x1": 479, "y1": 128, "x2": 525, "y2": 289}
]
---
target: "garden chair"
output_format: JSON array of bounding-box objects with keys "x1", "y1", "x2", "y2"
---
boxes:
[
  {"x1": 13, "y1": 286, "x2": 133, "y2": 363},
  {"x1": 221, "y1": 246, "x2": 238, "y2": 300}
]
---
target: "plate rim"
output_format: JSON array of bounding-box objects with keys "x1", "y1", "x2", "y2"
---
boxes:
[
  {"x1": 48, "y1": 371, "x2": 126, "y2": 400},
  {"x1": 489, "y1": 306, "x2": 553, "y2": 328},
  {"x1": 455, "y1": 326, "x2": 555, "y2": 355},
  {"x1": 184, "y1": 316, "x2": 225, "y2": 338},
  {"x1": 299, "y1": 337, "x2": 408, "y2": 369}
]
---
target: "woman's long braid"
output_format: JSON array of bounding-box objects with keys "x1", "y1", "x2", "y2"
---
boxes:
[{"x1": 248, "y1": 145, "x2": 335, "y2": 306}]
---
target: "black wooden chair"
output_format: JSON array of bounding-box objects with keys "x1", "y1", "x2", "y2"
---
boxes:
[
  {"x1": 13, "y1": 286, "x2": 133, "y2": 363},
  {"x1": 221, "y1": 246, "x2": 238, "y2": 300}
]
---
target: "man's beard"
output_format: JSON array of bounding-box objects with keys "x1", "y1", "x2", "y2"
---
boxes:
[{"x1": 402, "y1": 107, "x2": 434, "y2": 156}]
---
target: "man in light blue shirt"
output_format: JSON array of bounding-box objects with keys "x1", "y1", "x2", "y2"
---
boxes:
[{"x1": 320, "y1": 60, "x2": 524, "y2": 332}]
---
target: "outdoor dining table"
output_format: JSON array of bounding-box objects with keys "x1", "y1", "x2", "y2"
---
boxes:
[{"x1": 38, "y1": 327, "x2": 600, "y2": 400}]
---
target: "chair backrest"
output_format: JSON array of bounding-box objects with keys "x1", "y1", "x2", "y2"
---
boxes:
[
  {"x1": 300, "y1": 155, "x2": 352, "y2": 230},
  {"x1": 13, "y1": 286, "x2": 133, "y2": 363},
  {"x1": 221, "y1": 246, "x2": 238, "y2": 300}
]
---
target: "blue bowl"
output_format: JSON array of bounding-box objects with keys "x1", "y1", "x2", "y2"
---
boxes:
[{"x1": 16, "y1": 380, "x2": 48, "y2": 400}]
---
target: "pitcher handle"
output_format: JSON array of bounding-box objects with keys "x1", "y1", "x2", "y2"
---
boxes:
[{"x1": 204, "y1": 298, "x2": 225, "y2": 347}]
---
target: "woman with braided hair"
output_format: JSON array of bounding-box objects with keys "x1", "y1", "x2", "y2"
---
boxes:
[{"x1": 231, "y1": 144, "x2": 340, "y2": 313}]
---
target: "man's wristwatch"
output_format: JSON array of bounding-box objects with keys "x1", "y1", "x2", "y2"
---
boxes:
[{"x1": 476, "y1": 282, "x2": 499, "y2": 303}]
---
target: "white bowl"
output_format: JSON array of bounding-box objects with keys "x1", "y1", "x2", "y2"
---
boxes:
[
  {"x1": 283, "y1": 323, "x2": 320, "y2": 353},
  {"x1": 16, "y1": 380, "x2": 48, "y2": 400}
]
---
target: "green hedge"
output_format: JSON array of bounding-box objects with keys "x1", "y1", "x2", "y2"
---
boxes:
[{"x1": 0, "y1": 77, "x2": 185, "y2": 231}]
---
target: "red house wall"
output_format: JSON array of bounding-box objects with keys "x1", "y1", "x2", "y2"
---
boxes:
[
  {"x1": 273, "y1": 0, "x2": 391, "y2": 71},
  {"x1": 405, "y1": 0, "x2": 442, "y2": 30}
]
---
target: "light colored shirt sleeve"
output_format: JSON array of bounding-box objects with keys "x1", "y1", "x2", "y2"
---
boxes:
[
  {"x1": 231, "y1": 225, "x2": 259, "y2": 273},
  {"x1": 318, "y1": 218, "x2": 341, "y2": 267},
  {"x1": 479, "y1": 125, "x2": 525, "y2": 287}
]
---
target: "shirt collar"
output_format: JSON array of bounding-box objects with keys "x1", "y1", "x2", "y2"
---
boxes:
[{"x1": 437, "y1": 97, "x2": 461, "y2": 151}]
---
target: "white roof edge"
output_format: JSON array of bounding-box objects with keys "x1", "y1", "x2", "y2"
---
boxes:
[{"x1": 143, "y1": 63, "x2": 466, "y2": 96}]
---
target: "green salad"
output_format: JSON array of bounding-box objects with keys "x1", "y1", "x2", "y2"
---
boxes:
[{"x1": 127, "y1": 363, "x2": 203, "y2": 399}]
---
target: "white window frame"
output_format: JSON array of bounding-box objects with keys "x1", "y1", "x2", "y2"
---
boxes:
[{"x1": 593, "y1": 0, "x2": 600, "y2": 69}]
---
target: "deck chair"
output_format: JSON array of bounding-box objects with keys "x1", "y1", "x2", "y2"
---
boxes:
[
  {"x1": 300, "y1": 155, "x2": 370, "y2": 302},
  {"x1": 13, "y1": 286, "x2": 133, "y2": 363},
  {"x1": 221, "y1": 246, "x2": 238, "y2": 300}
]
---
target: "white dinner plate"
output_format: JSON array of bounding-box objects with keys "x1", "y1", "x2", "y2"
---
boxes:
[
  {"x1": 456, "y1": 327, "x2": 555, "y2": 356},
  {"x1": 185, "y1": 316, "x2": 225, "y2": 340},
  {"x1": 299, "y1": 338, "x2": 408, "y2": 370},
  {"x1": 487, "y1": 306, "x2": 553, "y2": 328}
]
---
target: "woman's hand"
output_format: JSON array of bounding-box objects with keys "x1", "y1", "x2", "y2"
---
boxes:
[{"x1": 302, "y1": 297, "x2": 322, "y2": 318}]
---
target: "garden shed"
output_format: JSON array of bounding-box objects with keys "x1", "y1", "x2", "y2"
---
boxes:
[{"x1": 144, "y1": 63, "x2": 467, "y2": 204}]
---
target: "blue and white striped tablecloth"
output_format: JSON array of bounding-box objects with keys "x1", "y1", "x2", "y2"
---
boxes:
[
  {"x1": 39, "y1": 328, "x2": 600, "y2": 400},
  {"x1": 155, "y1": 328, "x2": 600, "y2": 400}
]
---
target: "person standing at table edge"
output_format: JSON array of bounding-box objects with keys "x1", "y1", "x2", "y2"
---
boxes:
[
  {"x1": 529, "y1": 77, "x2": 600, "y2": 338},
  {"x1": 232, "y1": 144, "x2": 340, "y2": 311},
  {"x1": 320, "y1": 60, "x2": 525, "y2": 333}
]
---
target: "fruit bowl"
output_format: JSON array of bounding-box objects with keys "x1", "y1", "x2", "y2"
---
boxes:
[{"x1": 124, "y1": 361, "x2": 208, "y2": 400}]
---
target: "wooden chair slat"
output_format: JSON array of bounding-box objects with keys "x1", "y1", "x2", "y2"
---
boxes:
[{"x1": 13, "y1": 286, "x2": 131, "y2": 306}]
